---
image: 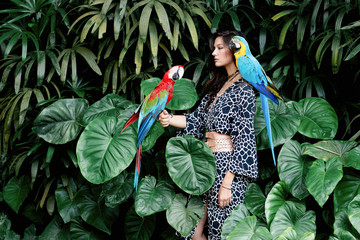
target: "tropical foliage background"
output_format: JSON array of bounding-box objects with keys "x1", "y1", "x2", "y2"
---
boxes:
[{"x1": 1, "y1": 0, "x2": 360, "y2": 239}]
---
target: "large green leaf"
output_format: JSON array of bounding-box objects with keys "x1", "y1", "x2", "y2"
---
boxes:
[
  {"x1": 81, "y1": 93, "x2": 133, "y2": 125},
  {"x1": 77, "y1": 116, "x2": 137, "y2": 184},
  {"x1": 304, "y1": 140, "x2": 358, "y2": 162},
  {"x1": 142, "y1": 121, "x2": 165, "y2": 152},
  {"x1": 348, "y1": 194, "x2": 360, "y2": 234},
  {"x1": 75, "y1": 186, "x2": 119, "y2": 234},
  {"x1": 305, "y1": 157, "x2": 343, "y2": 207},
  {"x1": 141, "y1": 77, "x2": 198, "y2": 110},
  {"x1": 221, "y1": 204, "x2": 250, "y2": 240},
  {"x1": 167, "y1": 78, "x2": 198, "y2": 110},
  {"x1": 125, "y1": 205, "x2": 156, "y2": 240},
  {"x1": 101, "y1": 171, "x2": 134, "y2": 208},
  {"x1": 227, "y1": 216, "x2": 272, "y2": 240},
  {"x1": 265, "y1": 181, "x2": 289, "y2": 225},
  {"x1": 55, "y1": 187, "x2": 79, "y2": 223},
  {"x1": 70, "y1": 219, "x2": 105, "y2": 240},
  {"x1": 39, "y1": 215, "x2": 71, "y2": 240},
  {"x1": 0, "y1": 213, "x2": 20, "y2": 240},
  {"x1": 334, "y1": 170, "x2": 360, "y2": 214},
  {"x1": 165, "y1": 135, "x2": 216, "y2": 194},
  {"x1": 278, "y1": 140, "x2": 312, "y2": 199},
  {"x1": 334, "y1": 210, "x2": 360, "y2": 239},
  {"x1": 294, "y1": 97, "x2": 338, "y2": 139},
  {"x1": 33, "y1": 99, "x2": 88, "y2": 144},
  {"x1": 255, "y1": 99, "x2": 300, "y2": 150},
  {"x1": 342, "y1": 145, "x2": 360, "y2": 170},
  {"x1": 135, "y1": 175, "x2": 175, "y2": 217},
  {"x1": 166, "y1": 194, "x2": 204, "y2": 237},
  {"x1": 3, "y1": 176, "x2": 30, "y2": 213},
  {"x1": 244, "y1": 183, "x2": 266, "y2": 220},
  {"x1": 270, "y1": 201, "x2": 316, "y2": 239}
]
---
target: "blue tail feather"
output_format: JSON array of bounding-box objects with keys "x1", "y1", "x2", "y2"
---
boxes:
[{"x1": 260, "y1": 93, "x2": 276, "y2": 166}]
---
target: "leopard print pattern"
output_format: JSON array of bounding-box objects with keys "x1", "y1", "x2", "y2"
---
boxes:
[{"x1": 177, "y1": 80, "x2": 258, "y2": 240}]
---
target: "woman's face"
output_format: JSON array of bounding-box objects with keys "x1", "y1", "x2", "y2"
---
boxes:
[{"x1": 212, "y1": 36, "x2": 234, "y2": 68}]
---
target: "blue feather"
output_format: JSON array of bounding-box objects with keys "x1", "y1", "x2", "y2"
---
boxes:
[{"x1": 260, "y1": 94, "x2": 276, "y2": 166}]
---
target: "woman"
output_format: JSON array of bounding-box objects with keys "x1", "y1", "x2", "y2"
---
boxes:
[{"x1": 159, "y1": 30, "x2": 258, "y2": 240}]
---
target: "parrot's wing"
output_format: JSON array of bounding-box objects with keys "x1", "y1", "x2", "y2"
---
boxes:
[
  {"x1": 137, "y1": 89, "x2": 169, "y2": 146},
  {"x1": 238, "y1": 56, "x2": 279, "y2": 104}
]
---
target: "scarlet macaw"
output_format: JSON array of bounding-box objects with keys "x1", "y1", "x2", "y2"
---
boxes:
[
  {"x1": 121, "y1": 65, "x2": 184, "y2": 189},
  {"x1": 229, "y1": 36, "x2": 283, "y2": 166}
]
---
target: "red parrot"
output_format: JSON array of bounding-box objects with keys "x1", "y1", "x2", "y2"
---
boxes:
[{"x1": 121, "y1": 65, "x2": 184, "y2": 189}]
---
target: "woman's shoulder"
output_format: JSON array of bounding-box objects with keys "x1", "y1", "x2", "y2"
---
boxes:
[{"x1": 233, "y1": 80, "x2": 255, "y2": 96}]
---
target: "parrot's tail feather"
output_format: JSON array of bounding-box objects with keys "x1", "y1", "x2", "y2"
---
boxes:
[
  {"x1": 260, "y1": 94, "x2": 276, "y2": 166},
  {"x1": 134, "y1": 144, "x2": 142, "y2": 191},
  {"x1": 121, "y1": 112, "x2": 139, "y2": 133}
]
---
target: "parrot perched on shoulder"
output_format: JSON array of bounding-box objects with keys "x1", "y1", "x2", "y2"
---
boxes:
[
  {"x1": 121, "y1": 65, "x2": 184, "y2": 189},
  {"x1": 229, "y1": 36, "x2": 283, "y2": 166}
]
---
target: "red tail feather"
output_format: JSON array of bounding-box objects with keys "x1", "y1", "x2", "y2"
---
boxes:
[{"x1": 121, "y1": 112, "x2": 139, "y2": 133}]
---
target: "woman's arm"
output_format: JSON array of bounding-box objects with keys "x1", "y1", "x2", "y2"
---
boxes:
[{"x1": 159, "y1": 110, "x2": 186, "y2": 129}]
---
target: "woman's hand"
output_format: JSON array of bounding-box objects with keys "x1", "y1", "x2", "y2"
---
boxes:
[
  {"x1": 218, "y1": 171, "x2": 235, "y2": 208},
  {"x1": 218, "y1": 185, "x2": 232, "y2": 208},
  {"x1": 159, "y1": 110, "x2": 172, "y2": 127}
]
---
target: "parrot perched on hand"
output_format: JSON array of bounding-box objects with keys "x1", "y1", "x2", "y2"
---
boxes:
[
  {"x1": 229, "y1": 36, "x2": 283, "y2": 166},
  {"x1": 121, "y1": 65, "x2": 184, "y2": 189}
]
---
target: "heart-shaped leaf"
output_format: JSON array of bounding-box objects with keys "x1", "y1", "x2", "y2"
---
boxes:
[
  {"x1": 244, "y1": 183, "x2": 266, "y2": 220},
  {"x1": 276, "y1": 227, "x2": 297, "y2": 240},
  {"x1": 81, "y1": 93, "x2": 133, "y2": 125},
  {"x1": 221, "y1": 204, "x2": 250, "y2": 240},
  {"x1": 33, "y1": 99, "x2": 88, "y2": 144},
  {"x1": 227, "y1": 216, "x2": 272, "y2": 240},
  {"x1": 342, "y1": 145, "x2": 360, "y2": 170},
  {"x1": 305, "y1": 157, "x2": 343, "y2": 207},
  {"x1": 167, "y1": 78, "x2": 198, "y2": 110},
  {"x1": 255, "y1": 99, "x2": 300, "y2": 150},
  {"x1": 294, "y1": 97, "x2": 338, "y2": 139},
  {"x1": 334, "y1": 170, "x2": 360, "y2": 214},
  {"x1": 77, "y1": 116, "x2": 137, "y2": 184},
  {"x1": 166, "y1": 194, "x2": 204, "y2": 237},
  {"x1": 101, "y1": 171, "x2": 134, "y2": 208},
  {"x1": 270, "y1": 201, "x2": 316, "y2": 239},
  {"x1": 70, "y1": 219, "x2": 105, "y2": 240},
  {"x1": 3, "y1": 176, "x2": 30, "y2": 213},
  {"x1": 75, "y1": 186, "x2": 119, "y2": 234},
  {"x1": 135, "y1": 175, "x2": 175, "y2": 217},
  {"x1": 142, "y1": 121, "x2": 165, "y2": 152},
  {"x1": 334, "y1": 210, "x2": 360, "y2": 239},
  {"x1": 278, "y1": 140, "x2": 312, "y2": 199},
  {"x1": 40, "y1": 215, "x2": 71, "y2": 239},
  {"x1": 304, "y1": 140, "x2": 357, "y2": 162},
  {"x1": 299, "y1": 232, "x2": 315, "y2": 240},
  {"x1": 348, "y1": 194, "x2": 360, "y2": 234},
  {"x1": 55, "y1": 187, "x2": 80, "y2": 223},
  {"x1": 141, "y1": 78, "x2": 198, "y2": 111},
  {"x1": 125, "y1": 205, "x2": 156, "y2": 240},
  {"x1": 265, "y1": 181, "x2": 289, "y2": 225},
  {"x1": 166, "y1": 136, "x2": 216, "y2": 195}
]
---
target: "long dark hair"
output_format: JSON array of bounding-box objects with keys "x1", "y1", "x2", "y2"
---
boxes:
[{"x1": 204, "y1": 30, "x2": 247, "y2": 109}]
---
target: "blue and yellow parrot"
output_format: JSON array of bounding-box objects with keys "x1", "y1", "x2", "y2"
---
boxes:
[
  {"x1": 229, "y1": 36, "x2": 283, "y2": 166},
  {"x1": 121, "y1": 65, "x2": 184, "y2": 189}
]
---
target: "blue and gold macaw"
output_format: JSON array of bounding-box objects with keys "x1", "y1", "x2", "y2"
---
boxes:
[
  {"x1": 121, "y1": 65, "x2": 184, "y2": 189},
  {"x1": 229, "y1": 36, "x2": 283, "y2": 166}
]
